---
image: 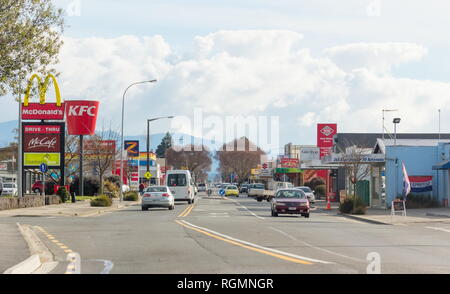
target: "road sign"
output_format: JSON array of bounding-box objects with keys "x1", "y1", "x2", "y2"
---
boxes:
[
  {"x1": 262, "y1": 163, "x2": 268, "y2": 169},
  {"x1": 39, "y1": 163, "x2": 48, "y2": 173},
  {"x1": 144, "y1": 171, "x2": 152, "y2": 179}
]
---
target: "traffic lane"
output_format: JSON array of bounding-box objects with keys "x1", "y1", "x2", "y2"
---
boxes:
[
  {"x1": 186, "y1": 196, "x2": 450, "y2": 273},
  {"x1": 0, "y1": 223, "x2": 30, "y2": 273},
  {"x1": 22, "y1": 201, "x2": 244, "y2": 274},
  {"x1": 183, "y1": 195, "x2": 362, "y2": 273}
]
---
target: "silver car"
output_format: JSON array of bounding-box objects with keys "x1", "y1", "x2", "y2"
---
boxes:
[
  {"x1": 294, "y1": 186, "x2": 315, "y2": 204},
  {"x1": 141, "y1": 186, "x2": 175, "y2": 211}
]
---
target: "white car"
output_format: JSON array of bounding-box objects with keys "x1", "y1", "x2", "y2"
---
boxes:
[
  {"x1": 294, "y1": 186, "x2": 315, "y2": 204},
  {"x1": 2, "y1": 182, "x2": 17, "y2": 196},
  {"x1": 141, "y1": 186, "x2": 175, "y2": 211}
]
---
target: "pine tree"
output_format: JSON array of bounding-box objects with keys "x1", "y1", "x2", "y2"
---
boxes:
[{"x1": 156, "y1": 132, "x2": 173, "y2": 158}]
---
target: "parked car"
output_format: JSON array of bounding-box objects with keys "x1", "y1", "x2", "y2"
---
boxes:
[
  {"x1": 225, "y1": 185, "x2": 239, "y2": 197},
  {"x1": 141, "y1": 186, "x2": 175, "y2": 211},
  {"x1": 239, "y1": 184, "x2": 249, "y2": 194},
  {"x1": 294, "y1": 186, "x2": 316, "y2": 204},
  {"x1": 2, "y1": 182, "x2": 17, "y2": 196},
  {"x1": 32, "y1": 180, "x2": 43, "y2": 194},
  {"x1": 271, "y1": 189, "x2": 310, "y2": 218},
  {"x1": 248, "y1": 183, "x2": 266, "y2": 200}
]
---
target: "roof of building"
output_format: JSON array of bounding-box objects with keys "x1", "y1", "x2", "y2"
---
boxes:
[
  {"x1": 373, "y1": 138, "x2": 449, "y2": 154},
  {"x1": 335, "y1": 133, "x2": 450, "y2": 152}
]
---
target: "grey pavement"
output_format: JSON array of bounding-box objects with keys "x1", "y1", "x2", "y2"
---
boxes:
[
  {"x1": 0, "y1": 223, "x2": 30, "y2": 273},
  {"x1": 2, "y1": 193, "x2": 450, "y2": 274}
]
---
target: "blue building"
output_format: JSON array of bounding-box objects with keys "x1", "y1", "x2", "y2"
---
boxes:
[{"x1": 375, "y1": 139, "x2": 450, "y2": 208}]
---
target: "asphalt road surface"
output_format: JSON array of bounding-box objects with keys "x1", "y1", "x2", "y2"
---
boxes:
[{"x1": 3, "y1": 193, "x2": 450, "y2": 274}]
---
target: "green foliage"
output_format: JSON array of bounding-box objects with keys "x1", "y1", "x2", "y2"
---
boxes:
[
  {"x1": 314, "y1": 184, "x2": 326, "y2": 197},
  {"x1": 56, "y1": 186, "x2": 69, "y2": 203},
  {"x1": 406, "y1": 194, "x2": 440, "y2": 209},
  {"x1": 123, "y1": 191, "x2": 139, "y2": 201},
  {"x1": 90, "y1": 195, "x2": 112, "y2": 207},
  {"x1": 0, "y1": 0, "x2": 65, "y2": 95},
  {"x1": 156, "y1": 132, "x2": 173, "y2": 158},
  {"x1": 339, "y1": 195, "x2": 367, "y2": 215}
]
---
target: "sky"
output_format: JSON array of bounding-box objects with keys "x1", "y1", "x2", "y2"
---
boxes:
[{"x1": 2, "y1": 0, "x2": 450, "y2": 155}]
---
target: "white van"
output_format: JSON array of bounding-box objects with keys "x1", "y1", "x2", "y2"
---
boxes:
[
  {"x1": 166, "y1": 170, "x2": 196, "y2": 204},
  {"x1": 272, "y1": 181, "x2": 294, "y2": 191}
]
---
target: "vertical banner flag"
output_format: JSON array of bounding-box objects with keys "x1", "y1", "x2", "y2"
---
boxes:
[{"x1": 402, "y1": 163, "x2": 411, "y2": 196}]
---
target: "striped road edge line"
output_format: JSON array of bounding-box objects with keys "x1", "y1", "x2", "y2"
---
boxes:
[{"x1": 176, "y1": 220, "x2": 333, "y2": 265}]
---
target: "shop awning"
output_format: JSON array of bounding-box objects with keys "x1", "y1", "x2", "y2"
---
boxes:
[{"x1": 432, "y1": 160, "x2": 450, "y2": 170}]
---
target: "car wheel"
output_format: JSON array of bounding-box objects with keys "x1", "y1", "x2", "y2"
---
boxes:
[
  {"x1": 34, "y1": 189, "x2": 40, "y2": 194},
  {"x1": 304, "y1": 213, "x2": 310, "y2": 218},
  {"x1": 272, "y1": 210, "x2": 278, "y2": 217},
  {"x1": 188, "y1": 199, "x2": 192, "y2": 204},
  {"x1": 257, "y1": 198, "x2": 262, "y2": 202},
  {"x1": 141, "y1": 206, "x2": 148, "y2": 211}
]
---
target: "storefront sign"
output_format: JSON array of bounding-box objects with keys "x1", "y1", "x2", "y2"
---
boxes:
[
  {"x1": 24, "y1": 153, "x2": 61, "y2": 166},
  {"x1": 276, "y1": 168, "x2": 303, "y2": 174},
  {"x1": 22, "y1": 74, "x2": 65, "y2": 120},
  {"x1": 65, "y1": 100, "x2": 100, "y2": 136},
  {"x1": 317, "y1": 123, "x2": 337, "y2": 158},
  {"x1": 24, "y1": 134, "x2": 60, "y2": 153},
  {"x1": 84, "y1": 140, "x2": 116, "y2": 155},
  {"x1": 124, "y1": 141, "x2": 140, "y2": 158},
  {"x1": 280, "y1": 158, "x2": 299, "y2": 168},
  {"x1": 300, "y1": 147, "x2": 320, "y2": 161}
]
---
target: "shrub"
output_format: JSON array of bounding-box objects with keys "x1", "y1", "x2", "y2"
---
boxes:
[
  {"x1": 304, "y1": 177, "x2": 325, "y2": 191},
  {"x1": 103, "y1": 180, "x2": 120, "y2": 198},
  {"x1": 406, "y1": 194, "x2": 440, "y2": 209},
  {"x1": 57, "y1": 186, "x2": 70, "y2": 203},
  {"x1": 339, "y1": 195, "x2": 367, "y2": 215},
  {"x1": 70, "y1": 177, "x2": 100, "y2": 196},
  {"x1": 123, "y1": 191, "x2": 139, "y2": 201},
  {"x1": 314, "y1": 184, "x2": 326, "y2": 197},
  {"x1": 90, "y1": 195, "x2": 112, "y2": 207}
]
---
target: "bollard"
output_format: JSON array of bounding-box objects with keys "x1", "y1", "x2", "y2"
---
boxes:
[{"x1": 72, "y1": 192, "x2": 76, "y2": 203}]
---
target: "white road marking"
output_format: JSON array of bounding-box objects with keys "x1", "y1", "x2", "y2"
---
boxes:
[
  {"x1": 227, "y1": 198, "x2": 265, "y2": 220},
  {"x1": 426, "y1": 227, "x2": 450, "y2": 233},
  {"x1": 269, "y1": 227, "x2": 365, "y2": 263},
  {"x1": 181, "y1": 220, "x2": 333, "y2": 264},
  {"x1": 90, "y1": 259, "x2": 114, "y2": 274},
  {"x1": 65, "y1": 252, "x2": 81, "y2": 274}
]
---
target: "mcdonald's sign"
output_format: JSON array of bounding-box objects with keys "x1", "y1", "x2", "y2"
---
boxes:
[{"x1": 21, "y1": 74, "x2": 65, "y2": 120}]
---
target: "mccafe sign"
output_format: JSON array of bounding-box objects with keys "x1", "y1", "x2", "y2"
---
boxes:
[{"x1": 24, "y1": 134, "x2": 60, "y2": 153}]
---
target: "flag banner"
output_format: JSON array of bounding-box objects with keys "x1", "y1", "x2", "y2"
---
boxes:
[
  {"x1": 409, "y1": 176, "x2": 433, "y2": 193},
  {"x1": 402, "y1": 163, "x2": 411, "y2": 196}
]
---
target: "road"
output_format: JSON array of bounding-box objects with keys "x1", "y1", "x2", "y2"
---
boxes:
[{"x1": 2, "y1": 193, "x2": 450, "y2": 274}]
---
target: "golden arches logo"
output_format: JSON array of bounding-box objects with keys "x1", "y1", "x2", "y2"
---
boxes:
[{"x1": 23, "y1": 74, "x2": 62, "y2": 107}]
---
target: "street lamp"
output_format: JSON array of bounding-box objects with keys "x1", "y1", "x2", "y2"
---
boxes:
[
  {"x1": 393, "y1": 118, "x2": 401, "y2": 145},
  {"x1": 120, "y1": 80, "x2": 157, "y2": 202},
  {"x1": 146, "y1": 116, "x2": 175, "y2": 185}
]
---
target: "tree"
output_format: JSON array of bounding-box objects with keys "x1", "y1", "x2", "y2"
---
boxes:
[
  {"x1": 155, "y1": 132, "x2": 173, "y2": 158},
  {"x1": 216, "y1": 137, "x2": 265, "y2": 184},
  {"x1": 85, "y1": 128, "x2": 120, "y2": 195},
  {"x1": 166, "y1": 145, "x2": 212, "y2": 182},
  {"x1": 0, "y1": 0, "x2": 65, "y2": 96}
]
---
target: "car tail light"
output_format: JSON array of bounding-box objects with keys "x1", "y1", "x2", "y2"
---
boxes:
[
  {"x1": 162, "y1": 193, "x2": 170, "y2": 197},
  {"x1": 143, "y1": 193, "x2": 151, "y2": 197}
]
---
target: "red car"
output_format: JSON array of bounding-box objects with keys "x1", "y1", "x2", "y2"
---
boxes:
[
  {"x1": 32, "y1": 181, "x2": 44, "y2": 194},
  {"x1": 271, "y1": 189, "x2": 310, "y2": 218}
]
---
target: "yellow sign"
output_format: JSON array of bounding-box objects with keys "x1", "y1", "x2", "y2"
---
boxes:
[
  {"x1": 24, "y1": 153, "x2": 61, "y2": 166},
  {"x1": 144, "y1": 172, "x2": 152, "y2": 179},
  {"x1": 23, "y1": 74, "x2": 62, "y2": 106}
]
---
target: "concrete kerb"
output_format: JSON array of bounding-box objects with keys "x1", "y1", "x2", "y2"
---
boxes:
[
  {"x1": 337, "y1": 212, "x2": 392, "y2": 225},
  {"x1": 3, "y1": 223, "x2": 57, "y2": 274}
]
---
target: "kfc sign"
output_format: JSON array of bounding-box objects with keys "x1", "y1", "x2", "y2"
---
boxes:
[
  {"x1": 65, "y1": 100, "x2": 100, "y2": 136},
  {"x1": 317, "y1": 123, "x2": 337, "y2": 158}
]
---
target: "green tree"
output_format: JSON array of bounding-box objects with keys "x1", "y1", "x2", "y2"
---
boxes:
[
  {"x1": 0, "y1": 0, "x2": 65, "y2": 96},
  {"x1": 156, "y1": 132, "x2": 173, "y2": 158}
]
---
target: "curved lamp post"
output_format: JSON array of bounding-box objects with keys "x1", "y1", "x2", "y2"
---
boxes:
[{"x1": 120, "y1": 80, "x2": 157, "y2": 202}]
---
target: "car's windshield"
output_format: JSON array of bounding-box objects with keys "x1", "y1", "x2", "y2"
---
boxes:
[
  {"x1": 226, "y1": 185, "x2": 237, "y2": 190},
  {"x1": 4, "y1": 184, "x2": 14, "y2": 188},
  {"x1": 146, "y1": 187, "x2": 167, "y2": 193},
  {"x1": 253, "y1": 184, "x2": 264, "y2": 189},
  {"x1": 167, "y1": 174, "x2": 187, "y2": 187},
  {"x1": 276, "y1": 190, "x2": 306, "y2": 199}
]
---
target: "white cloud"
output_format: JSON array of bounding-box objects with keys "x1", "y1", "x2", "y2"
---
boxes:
[
  {"x1": 324, "y1": 42, "x2": 427, "y2": 74},
  {"x1": 46, "y1": 31, "x2": 450, "y2": 145}
]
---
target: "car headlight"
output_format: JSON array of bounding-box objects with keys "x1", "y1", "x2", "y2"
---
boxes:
[{"x1": 275, "y1": 202, "x2": 286, "y2": 206}]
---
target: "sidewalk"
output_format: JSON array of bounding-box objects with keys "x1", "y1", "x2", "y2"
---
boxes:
[
  {"x1": 0, "y1": 224, "x2": 30, "y2": 273},
  {"x1": 0, "y1": 199, "x2": 140, "y2": 218}
]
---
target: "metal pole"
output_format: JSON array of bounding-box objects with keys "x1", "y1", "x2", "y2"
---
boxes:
[
  {"x1": 382, "y1": 110, "x2": 385, "y2": 141},
  {"x1": 79, "y1": 135, "x2": 84, "y2": 196},
  {"x1": 394, "y1": 123, "x2": 397, "y2": 146},
  {"x1": 120, "y1": 80, "x2": 157, "y2": 202},
  {"x1": 147, "y1": 120, "x2": 150, "y2": 174},
  {"x1": 439, "y1": 109, "x2": 441, "y2": 142},
  {"x1": 18, "y1": 95, "x2": 23, "y2": 197}
]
